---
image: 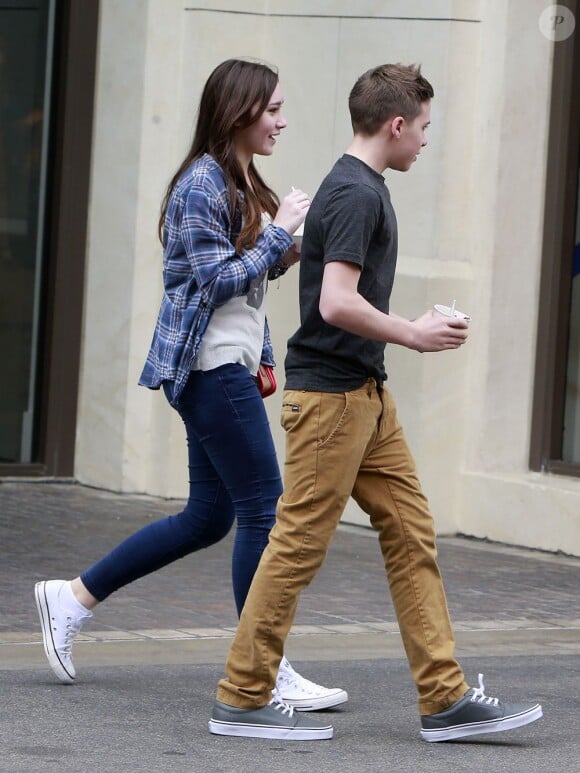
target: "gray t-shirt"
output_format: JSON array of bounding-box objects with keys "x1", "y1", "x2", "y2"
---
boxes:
[{"x1": 285, "y1": 154, "x2": 398, "y2": 391}]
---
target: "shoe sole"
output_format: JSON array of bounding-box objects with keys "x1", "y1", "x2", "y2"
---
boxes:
[
  {"x1": 283, "y1": 690, "x2": 349, "y2": 712},
  {"x1": 420, "y1": 704, "x2": 543, "y2": 742},
  {"x1": 34, "y1": 581, "x2": 75, "y2": 684},
  {"x1": 208, "y1": 719, "x2": 333, "y2": 740}
]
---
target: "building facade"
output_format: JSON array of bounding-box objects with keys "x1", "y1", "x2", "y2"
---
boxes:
[{"x1": 1, "y1": 0, "x2": 579, "y2": 554}]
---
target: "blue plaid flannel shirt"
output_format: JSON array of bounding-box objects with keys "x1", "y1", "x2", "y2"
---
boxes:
[{"x1": 138, "y1": 154, "x2": 292, "y2": 405}]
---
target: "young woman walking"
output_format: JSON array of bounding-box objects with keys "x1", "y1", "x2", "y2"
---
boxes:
[{"x1": 35, "y1": 59, "x2": 347, "y2": 712}]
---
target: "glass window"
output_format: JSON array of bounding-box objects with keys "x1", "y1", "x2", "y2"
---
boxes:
[
  {"x1": 0, "y1": 0, "x2": 55, "y2": 462},
  {"x1": 562, "y1": 167, "x2": 580, "y2": 462},
  {"x1": 530, "y1": 24, "x2": 579, "y2": 476}
]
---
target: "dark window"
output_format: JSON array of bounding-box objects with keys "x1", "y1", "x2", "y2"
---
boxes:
[
  {"x1": 531, "y1": 17, "x2": 580, "y2": 474},
  {"x1": 0, "y1": 0, "x2": 54, "y2": 463},
  {"x1": 0, "y1": 0, "x2": 99, "y2": 476}
]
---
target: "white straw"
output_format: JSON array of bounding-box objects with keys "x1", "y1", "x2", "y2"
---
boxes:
[{"x1": 450, "y1": 299, "x2": 457, "y2": 316}]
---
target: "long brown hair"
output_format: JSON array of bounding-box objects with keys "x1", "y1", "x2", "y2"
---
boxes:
[{"x1": 158, "y1": 59, "x2": 281, "y2": 251}]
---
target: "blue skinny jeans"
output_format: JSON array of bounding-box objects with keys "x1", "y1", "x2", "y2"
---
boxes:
[{"x1": 81, "y1": 364, "x2": 281, "y2": 615}]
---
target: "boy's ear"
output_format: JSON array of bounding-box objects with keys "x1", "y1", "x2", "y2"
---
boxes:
[{"x1": 391, "y1": 116, "x2": 404, "y2": 138}]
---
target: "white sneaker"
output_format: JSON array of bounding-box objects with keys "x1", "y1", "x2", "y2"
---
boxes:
[
  {"x1": 34, "y1": 580, "x2": 92, "y2": 684},
  {"x1": 275, "y1": 657, "x2": 348, "y2": 711}
]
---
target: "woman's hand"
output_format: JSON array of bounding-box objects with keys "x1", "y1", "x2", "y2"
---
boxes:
[{"x1": 273, "y1": 188, "x2": 310, "y2": 235}]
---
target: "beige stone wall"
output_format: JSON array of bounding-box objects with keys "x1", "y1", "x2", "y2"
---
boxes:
[{"x1": 75, "y1": 0, "x2": 580, "y2": 554}]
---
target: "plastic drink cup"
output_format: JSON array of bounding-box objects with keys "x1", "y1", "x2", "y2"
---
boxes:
[
  {"x1": 292, "y1": 223, "x2": 304, "y2": 250},
  {"x1": 433, "y1": 300, "x2": 471, "y2": 322}
]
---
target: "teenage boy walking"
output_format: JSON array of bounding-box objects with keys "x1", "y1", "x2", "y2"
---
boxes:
[{"x1": 208, "y1": 64, "x2": 542, "y2": 742}]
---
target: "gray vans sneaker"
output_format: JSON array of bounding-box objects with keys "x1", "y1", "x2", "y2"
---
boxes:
[
  {"x1": 420, "y1": 673, "x2": 543, "y2": 742},
  {"x1": 209, "y1": 696, "x2": 334, "y2": 740}
]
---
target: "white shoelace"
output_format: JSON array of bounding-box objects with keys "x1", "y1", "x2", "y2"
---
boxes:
[
  {"x1": 268, "y1": 694, "x2": 295, "y2": 718},
  {"x1": 58, "y1": 614, "x2": 84, "y2": 656},
  {"x1": 470, "y1": 673, "x2": 499, "y2": 706},
  {"x1": 277, "y1": 673, "x2": 321, "y2": 695},
  {"x1": 276, "y1": 659, "x2": 324, "y2": 695}
]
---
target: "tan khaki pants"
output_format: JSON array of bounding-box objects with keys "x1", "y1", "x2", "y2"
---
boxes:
[{"x1": 217, "y1": 381, "x2": 469, "y2": 714}]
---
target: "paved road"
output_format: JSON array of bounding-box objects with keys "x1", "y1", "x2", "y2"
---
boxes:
[{"x1": 1, "y1": 481, "x2": 579, "y2": 771}]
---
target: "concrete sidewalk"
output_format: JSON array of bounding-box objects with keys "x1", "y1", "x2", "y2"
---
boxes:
[{"x1": 1, "y1": 481, "x2": 579, "y2": 772}]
